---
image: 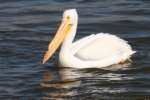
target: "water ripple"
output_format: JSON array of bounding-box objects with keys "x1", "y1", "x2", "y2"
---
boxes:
[{"x1": 0, "y1": 0, "x2": 150, "y2": 100}]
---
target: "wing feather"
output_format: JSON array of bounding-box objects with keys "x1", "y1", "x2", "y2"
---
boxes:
[{"x1": 73, "y1": 33, "x2": 133, "y2": 60}]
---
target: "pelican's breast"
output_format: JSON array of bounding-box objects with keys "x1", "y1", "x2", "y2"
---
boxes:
[{"x1": 75, "y1": 33, "x2": 132, "y2": 61}]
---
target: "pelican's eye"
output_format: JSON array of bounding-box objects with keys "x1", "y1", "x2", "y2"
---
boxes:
[
  {"x1": 66, "y1": 16, "x2": 73, "y2": 26},
  {"x1": 67, "y1": 16, "x2": 70, "y2": 20}
]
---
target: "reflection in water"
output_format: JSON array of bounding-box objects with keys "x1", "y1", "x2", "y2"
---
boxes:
[
  {"x1": 41, "y1": 68, "x2": 81, "y2": 100},
  {"x1": 40, "y1": 62, "x2": 134, "y2": 100},
  {"x1": 102, "y1": 61, "x2": 132, "y2": 71}
]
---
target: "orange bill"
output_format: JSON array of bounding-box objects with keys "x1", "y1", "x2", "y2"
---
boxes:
[{"x1": 42, "y1": 18, "x2": 71, "y2": 64}]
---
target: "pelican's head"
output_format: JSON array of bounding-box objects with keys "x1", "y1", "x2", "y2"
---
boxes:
[
  {"x1": 42, "y1": 9, "x2": 78, "y2": 64},
  {"x1": 63, "y1": 9, "x2": 78, "y2": 24}
]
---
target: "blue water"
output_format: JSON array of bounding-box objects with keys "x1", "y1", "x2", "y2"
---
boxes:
[{"x1": 0, "y1": 0, "x2": 150, "y2": 100}]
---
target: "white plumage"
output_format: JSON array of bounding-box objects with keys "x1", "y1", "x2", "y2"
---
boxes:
[{"x1": 43, "y1": 9, "x2": 136, "y2": 68}]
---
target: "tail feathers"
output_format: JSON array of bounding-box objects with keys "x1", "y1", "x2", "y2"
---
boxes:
[{"x1": 131, "y1": 51, "x2": 136, "y2": 55}]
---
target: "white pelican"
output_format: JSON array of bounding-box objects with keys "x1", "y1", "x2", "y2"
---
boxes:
[{"x1": 42, "y1": 9, "x2": 136, "y2": 68}]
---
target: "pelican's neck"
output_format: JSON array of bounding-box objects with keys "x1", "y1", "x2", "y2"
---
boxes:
[{"x1": 61, "y1": 17, "x2": 78, "y2": 51}]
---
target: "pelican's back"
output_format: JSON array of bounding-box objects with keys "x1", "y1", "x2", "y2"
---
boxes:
[{"x1": 75, "y1": 33, "x2": 133, "y2": 61}]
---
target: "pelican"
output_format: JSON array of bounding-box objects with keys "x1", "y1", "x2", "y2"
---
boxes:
[{"x1": 42, "y1": 9, "x2": 136, "y2": 68}]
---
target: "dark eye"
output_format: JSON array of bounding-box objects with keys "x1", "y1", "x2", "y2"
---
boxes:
[{"x1": 67, "y1": 16, "x2": 70, "y2": 19}]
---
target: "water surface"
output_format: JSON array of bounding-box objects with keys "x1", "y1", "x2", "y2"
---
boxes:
[{"x1": 0, "y1": 0, "x2": 150, "y2": 100}]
